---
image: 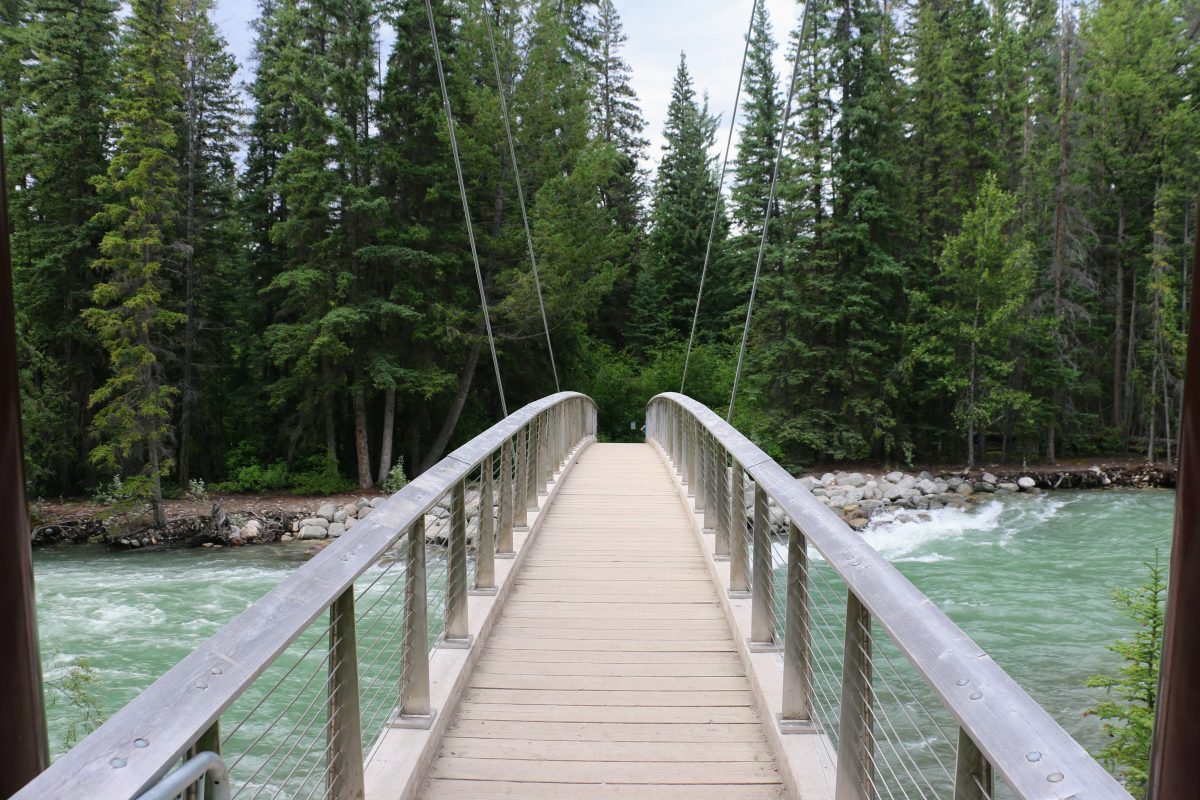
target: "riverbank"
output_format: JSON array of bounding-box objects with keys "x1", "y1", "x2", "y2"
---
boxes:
[{"x1": 798, "y1": 460, "x2": 1175, "y2": 529}]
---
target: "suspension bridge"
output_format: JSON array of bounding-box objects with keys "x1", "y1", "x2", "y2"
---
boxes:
[
  {"x1": 10, "y1": 391, "x2": 1133, "y2": 800},
  {"x1": 4, "y1": 0, "x2": 1200, "y2": 797}
]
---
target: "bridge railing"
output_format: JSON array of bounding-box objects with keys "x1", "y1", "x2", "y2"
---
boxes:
[
  {"x1": 17, "y1": 392, "x2": 597, "y2": 800},
  {"x1": 646, "y1": 392, "x2": 1131, "y2": 800}
]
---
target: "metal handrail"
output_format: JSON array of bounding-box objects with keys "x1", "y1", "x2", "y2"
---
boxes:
[
  {"x1": 17, "y1": 391, "x2": 597, "y2": 800},
  {"x1": 135, "y1": 751, "x2": 230, "y2": 800},
  {"x1": 646, "y1": 392, "x2": 1131, "y2": 800}
]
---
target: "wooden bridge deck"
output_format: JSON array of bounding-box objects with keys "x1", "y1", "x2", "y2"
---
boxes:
[{"x1": 417, "y1": 443, "x2": 787, "y2": 799}]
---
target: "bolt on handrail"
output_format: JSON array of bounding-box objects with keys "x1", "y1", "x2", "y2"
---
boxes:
[
  {"x1": 16, "y1": 392, "x2": 597, "y2": 800},
  {"x1": 646, "y1": 392, "x2": 1131, "y2": 800}
]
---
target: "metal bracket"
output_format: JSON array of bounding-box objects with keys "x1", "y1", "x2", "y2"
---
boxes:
[
  {"x1": 748, "y1": 638, "x2": 781, "y2": 654},
  {"x1": 437, "y1": 633, "x2": 474, "y2": 650},
  {"x1": 386, "y1": 709, "x2": 437, "y2": 730},
  {"x1": 776, "y1": 715, "x2": 824, "y2": 735}
]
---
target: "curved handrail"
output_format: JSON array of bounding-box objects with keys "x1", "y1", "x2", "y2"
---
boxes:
[
  {"x1": 18, "y1": 391, "x2": 596, "y2": 800},
  {"x1": 646, "y1": 392, "x2": 1130, "y2": 800}
]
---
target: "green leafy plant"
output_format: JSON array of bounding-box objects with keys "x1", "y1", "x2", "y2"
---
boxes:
[
  {"x1": 287, "y1": 455, "x2": 354, "y2": 496},
  {"x1": 46, "y1": 655, "x2": 105, "y2": 749},
  {"x1": 1086, "y1": 556, "x2": 1166, "y2": 798},
  {"x1": 381, "y1": 457, "x2": 408, "y2": 494},
  {"x1": 185, "y1": 478, "x2": 208, "y2": 502}
]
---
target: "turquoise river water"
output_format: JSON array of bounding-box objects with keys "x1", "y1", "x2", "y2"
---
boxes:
[{"x1": 32, "y1": 489, "x2": 1173, "y2": 789}]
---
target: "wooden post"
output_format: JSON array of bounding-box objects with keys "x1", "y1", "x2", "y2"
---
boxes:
[
  {"x1": 835, "y1": 591, "x2": 874, "y2": 800},
  {"x1": 473, "y1": 454, "x2": 497, "y2": 592},
  {"x1": 0, "y1": 113, "x2": 49, "y2": 796},
  {"x1": 749, "y1": 483, "x2": 775, "y2": 649},
  {"x1": 953, "y1": 728, "x2": 993, "y2": 800},
  {"x1": 496, "y1": 441, "x2": 515, "y2": 557},
  {"x1": 327, "y1": 589, "x2": 365, "y2": 800},
  {"x1": 392, "y1": 518, "x2": 433, "y2": 727},
  {"x1": 729, "y1": 462, "x2": 750, "y2": 597},
  {"x1": 1150, "y1": 200, "x2": 1200, "y2": 799},
  {"x1": 782, "y1": 521, "x2": 813, "y2": 728},
  {"x1": 444, "y1": 481, "x2": 470, "y2": 646}
]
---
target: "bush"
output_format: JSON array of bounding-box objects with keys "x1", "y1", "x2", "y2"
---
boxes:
[
  {"x1": 185, "y1": 478, "x2": 208, "y2": 503},
  {"x1": 1086, "y1": 556, "x2": 1166, "y2": 798},
  {"x1": 381, "y1": 457, "x2": 408, "y2": 494},
  {"x1": 287, "y1": 455, "x2": 355, "y2": 496},
  {"x1": 46, "y1": 654, "x2": 104, "y2": 749},
  {"x1": 212, "y1": 461, "x2": 290, "y2": 494}
]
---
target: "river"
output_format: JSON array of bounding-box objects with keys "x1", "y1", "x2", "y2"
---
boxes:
[{"x1": 33, "y1": 489, "x2": 1172, "y2": 782}]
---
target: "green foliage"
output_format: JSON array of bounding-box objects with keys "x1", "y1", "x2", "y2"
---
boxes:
[
  {"x1": 287, "y1": 456, "x2": 356, "y2": 496},
  {"x1": 381, "y1": 457, "x2": 408, "y2": 494},
  {"x1": 45, "y1": 654, "x2": 105, "y2": 750},
  {"x1": 1086, "y1": 557, "x2": 1167, "y2": 798},
  {"x1": 212, "y1": 461, "x2": 290, "y2": 494}
]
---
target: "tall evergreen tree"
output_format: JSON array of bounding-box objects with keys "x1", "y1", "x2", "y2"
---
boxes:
[
  {"x1": 731, "y1": 1, "x2": 781, "y2": 235},
  {"x1": 85, "y1": 0, "x2": 186, "y2": 526}
]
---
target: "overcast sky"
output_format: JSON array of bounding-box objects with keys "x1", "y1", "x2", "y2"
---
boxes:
[{"x1": 211, "y1": 0, "x2": 802, "y2": 171}]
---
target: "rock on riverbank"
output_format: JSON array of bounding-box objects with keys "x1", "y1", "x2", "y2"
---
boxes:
[{"x1": 797, "y1": 462, "x2": 1174, "y2": 529}]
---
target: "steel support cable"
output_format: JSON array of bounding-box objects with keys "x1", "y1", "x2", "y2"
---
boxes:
[
  {"x1": 481, "y1": 0, "x2": 560, "y2": 392},
  {"x1": 424, "y1": 0, "x2": 509, "y2": 417},
  {"x1": 680, "y1": 0, "x2": 759, "y2": 394},
  {"x1": 727, "y1": 0, "x2": 812, "y2": 422}
]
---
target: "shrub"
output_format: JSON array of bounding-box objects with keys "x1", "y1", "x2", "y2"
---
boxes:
[
  {"x1": 212, "y1": 461, "x2": 290, "y2": 494},
  {"x1": 288, "y1": 455, "x2": 355, "y2": 496},
  {"x1": 381, "y1": 457, "x2": 408, "y2": 494},
  {"x1": 1086, "y1": 556, "x2": 1166, "y2": 798}
]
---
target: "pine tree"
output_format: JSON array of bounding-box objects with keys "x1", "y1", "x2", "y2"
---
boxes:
[
  {"x1": 9, "y1": 0, "x2": 118, "y2": 493},
  {"x1": 731, "y1": 0, "x2": 781, "y2": 235},
  {"x1": 637, "y1": 54, "x2": 723, "y2": 342},
  {"x1": 592, "y1": 0, "x2": 646, "y2": 233},
  {"x1": 85, "y1": 0, "x2": 186, "y2": 527},
  {"x1": 175, "y1": 0, "x2": 241, "y2": 486}
]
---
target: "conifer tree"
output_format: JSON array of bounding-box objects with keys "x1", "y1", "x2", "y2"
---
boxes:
[
  {"x1": 85, "y1": 0, "x2": 186, "y2": 526},
  {"x1": 731, "y1": 1, "x2": 781, "y2": 236},
  {"x1": 593, "y1": 0, "x2": 646, "y2": 233}
]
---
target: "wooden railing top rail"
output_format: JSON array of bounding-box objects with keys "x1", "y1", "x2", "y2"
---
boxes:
[
  {"x1": 17, "y1": 391, "x2": 595, "y2": 800},
  {"x1": 648, "y1": 392, "x2": 1131, "y2": 800}
]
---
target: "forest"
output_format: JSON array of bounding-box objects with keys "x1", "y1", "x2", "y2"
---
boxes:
[{"x1": 1, "y1": 0, "x2": 1197, "y2": 522}]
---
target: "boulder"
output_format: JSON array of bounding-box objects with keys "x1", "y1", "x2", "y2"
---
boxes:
[
  {"x1": 340, "y1": 502, "x2": 358, "y2": 518},
  {"x1": 1018, "y1": 476, "x2": 1036, "y2": 490},
  {"x1": 946, "y1": 477, "x2": 964, "y2": 490},
  {"x1": 998, "y1": 482, "x2": 1020, "y2": 493},
  {"x1": 345, "y1": 517, "x2": 356, "y2": 529},
  {"x1": 370, "y1": 497, "x2": 385, "y2": 508},
  {"x1": 299, "y1": 517, "x2": 329, "y2": 529},
  {"x1": 975, "y1": 481, "x2": 996, "y2": 493},
  {"x1": 848, "y1": 518, "x2": 869, "y2": 530},
  {"x1": 955, "y1": 482, "x2": 975, "y2": 496},
  {"x1": 333, "y1": 510, "x2": 349, "y2": 524},
  {"x1": 840, "y1": 472, "x2": 866, "y2": 488},
  {"x1": 316, "y1": 503, "x2": 337, "y2": 522},
  {"x1": 242, "y1": 519, "x2": 263, "y2": 540},
  {"x1": 299, "y1": 525, "x2": 327, "y2": 540},
  {"x1": 885, "y1": 471, "x2": 904, "y2": 483},
  {"x1": 356, "y1": 497, "x2": 371, "y2": 510},
  {"x1": 281, "y1": 534, "x2": 294, "y2": 542},
  {"x1": 981, "y1": 472, "x2": 998, "y2": 486},
  {"x1": 328, "y1": 523, "x2": 346, "y2": 539},
  {"x1": 819, "y1": 472, "x2": 836, "y2": 486},
  {"x1": 916, "y1": 478, "x2": 937, "y2": 495},
  {"x1": 845, "y1": 487, "x2": 865, "y2": 503},
  {"x1": 933, "y1": 481, "x2": 950, "y2": 494},
  {"x1": 798, "y1": 476, "x2": 817, "y2": 491},
  {"x1": 883, "y1": 484, "x2": 906, "y2": 501}
]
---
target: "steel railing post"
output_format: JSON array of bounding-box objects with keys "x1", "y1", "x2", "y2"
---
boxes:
[
  {"x1": 836, "y1": 591, "x2": 874, "y2": 800},
  {"x1": 444, "y1": 480, "x2": 471, "y2": 646},
  {"x1": 393, "y1": 518, "x2": 433, "y2": 727},
  {"x1": 953, "y1": 728, "x2": 994, "y2": 800},
  {"x1": 729, "y1": 461, "x2": 750, "y2": 597},
  {"x1": 694, "y1": 422, "x2": 707, "y2": 512},
  {"x1": 673, "y1": 406, "x2": 683, "y2": 475},
  {"x1": 686, "y1": 416, "x2": 697, "y2": 495},
  {"x1": 714, "y1": 443, "x2": 730, "y2": 560},
  {"x1": 473, "y1": 454, "x2": 497, "y2": 593},
  {"x1": 782, "y1": 520, "x2": 814, "y2": 731},
  {"x1": 749, "y1": 483, "x2": 776, "y2": 649},
  {"x1": 702, "y1": 429, "x2": 717, "y2": 531},
  {"x1": 497, "y1": 441, "x2": 515, "y2": 557},
  {"x1": 327, "y1": 588, "x2": 365, "y2": 800}
]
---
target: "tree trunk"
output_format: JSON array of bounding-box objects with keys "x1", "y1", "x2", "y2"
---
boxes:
[
  {"x1": 1124, "y1": 273, "x2": 1138, "y2": 438},
  {"x1": 149, "y1": 439, "x2": 167, "y2": 529},
  {"x1": 354, "y1": 385, "x2": 371, "y2": 489},
  {"x1": 1113, "y1": 206, "x2": 1126, "y2": 430},
  {"x1": 178, "y1": 24, "x2": 200, "y2": 488},
  {"x1": 420, "y1": 339, "x2": 482, "y2": 473},
  {"x1": 376, "y1": 386, "x2": 396, "y2": 486},
  {"x1": 322, "y1": 361, "x2": 337, "y2": 462}
]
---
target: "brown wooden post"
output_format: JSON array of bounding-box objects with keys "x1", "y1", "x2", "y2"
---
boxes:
[
  {"x1": 1150, "y1": 201, "x2": 1200, "y2": 799},
  {"x1": 0, "y1": 113, "x2": 50, "y2": 796}
]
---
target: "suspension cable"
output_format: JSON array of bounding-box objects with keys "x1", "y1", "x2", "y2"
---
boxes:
[
  {"x1": 680, "y1": 0, "x2": 759, "y2": 395},
  {"x1": 727, "y1": 0, "x2": 811, "y2": 422},
  {"x1": 425, "y1": 0, "x2": 508, "y2": 417},
  {"x1": 482, "y1": 1, "x2": 561, "y2": 393}
]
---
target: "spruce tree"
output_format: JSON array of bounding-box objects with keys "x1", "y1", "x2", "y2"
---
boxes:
[
  {"x1": 593, "y1": 0, "x2": 647, "y2": 233},
  {"x1": 85, "y1": 0, "x2": 186, "y2": 527},
  {"x1": 731, "y1": 0, "x2": 781, "y2": 235}
]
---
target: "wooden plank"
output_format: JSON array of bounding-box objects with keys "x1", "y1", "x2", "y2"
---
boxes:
[
  {"x1": 468, "y1": 674, "x2": 751, "y2": 692},
  {"x1": 445, "y1": 720, "x2": 770, "y2": 743},
  {"x1": 480, "y1": 649, "x2": 740, "y2": 664},
  {"x1": 438, "y1": 737, "x2": 775, "y2": 763},
  {"x1": 452, "y1": 704, "x2": 764, "y2": 724},
  {"x1": 487, "y1": 627, "x2": 732, "y2": 641},
  {"x1": 480, "y1": 637, "x2": 734, "y2": 652},
  {"x1": 422, "y1": 780, "x2": 787, "y2": 799},
  {"x1": 471, "y1": 660, "x2": 746, "y2": 677},
  {"x1": 429, "y1": 758, "x2": 781, "y2": 784},
  {"x1": 462, "y1": 689, "x2": 754, "y2": 707}
]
